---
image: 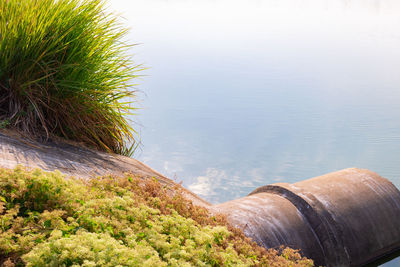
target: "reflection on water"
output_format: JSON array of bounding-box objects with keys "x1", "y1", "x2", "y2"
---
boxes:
[
  {"x1": 111, "y1": 0, "x2": 400, "y2": 200},
  {"x1": 111, "y1": 0, "x2": 400, "y2": 263}
]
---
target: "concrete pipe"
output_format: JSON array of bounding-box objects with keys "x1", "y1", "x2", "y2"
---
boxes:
[{"x1": 211, "y1": 168, "x2": 400, "y2": 266}]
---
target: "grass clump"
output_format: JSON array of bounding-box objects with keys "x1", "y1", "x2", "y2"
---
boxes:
[
  {"x1": 0, "y1": 166, "x2": 313, "y2": 266},
  {"x1": 0, "y1": 0, "x2": 140, "y2": 155}
]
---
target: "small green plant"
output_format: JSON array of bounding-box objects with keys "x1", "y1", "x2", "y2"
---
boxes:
[
  {"x1": 0, "y1": 0, "x2": 141, "y2": 155},
  {"x1": 0, "y1": 166, "x2": 314, "y2": 266},
  {"x1": 0, "y1": 120, "x2": 9, "y2": 129}
]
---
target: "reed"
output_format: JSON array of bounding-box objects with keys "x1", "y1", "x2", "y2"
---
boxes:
[{"x1": 0, "y1": 0, "x2": 141, "y2": 155}]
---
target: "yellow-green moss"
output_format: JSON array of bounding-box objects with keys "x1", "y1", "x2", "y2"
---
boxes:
[{"x1": 0, "y1": 167, "x2": 313, "y2": 266}]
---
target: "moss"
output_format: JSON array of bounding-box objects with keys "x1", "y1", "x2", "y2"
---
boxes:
[{"x1": 0, "y1": 166, "x2": 313, "y2": 266}]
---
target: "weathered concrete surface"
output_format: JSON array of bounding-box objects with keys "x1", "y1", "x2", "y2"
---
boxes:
[
  {"x1": 212, "y1": 168, "x2": 400, "y2": 266},
  {"x1": 0, "y1": 130, "x2": 210, "y2": 208},
  {"x1": 2, "y1": 131, "x2": 400, "y2": 266}
]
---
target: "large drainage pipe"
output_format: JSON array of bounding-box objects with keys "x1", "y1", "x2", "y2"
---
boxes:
[
  {"x1": 211, "y1": 168, "x2": 400, "y2": 266},
  {"x1": 1, "y1": 135, "x2": 399, "y2": 265}
]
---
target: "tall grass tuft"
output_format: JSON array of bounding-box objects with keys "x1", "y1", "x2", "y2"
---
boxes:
[{"x1": 0, "y1": 0, "x2": 141, "y2": 155}]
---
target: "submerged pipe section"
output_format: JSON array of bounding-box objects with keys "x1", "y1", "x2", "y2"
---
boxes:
[{"x1": 211, "y1": 168, "x2": 400, "y2": 266}]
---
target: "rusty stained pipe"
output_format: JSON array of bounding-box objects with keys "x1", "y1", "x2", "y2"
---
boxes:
[{"x1": 211, "y1": 168, "x2": 400, "y2": 266}]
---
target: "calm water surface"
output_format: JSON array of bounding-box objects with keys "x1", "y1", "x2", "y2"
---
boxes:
[{"x1": 111, "y1": 1, "x2": 400, "y2": 264}]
